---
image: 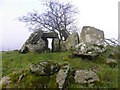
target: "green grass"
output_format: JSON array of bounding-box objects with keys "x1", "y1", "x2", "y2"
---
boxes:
[{"x1": 1, "y1": 47, "x2": 119, "y2": 88}]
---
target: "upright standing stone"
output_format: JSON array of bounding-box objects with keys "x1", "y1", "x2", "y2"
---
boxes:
[
  {"x1": 80, "y1": 26, "x2": 104, "y2": 45},
  {"x1": 52, "y1": 38, "x2": 60, "y2": 52},
  {"x1": 60, "y1": 41, "x2": 67, "y2": 52},
  {"x1": 65, "y1": 32, "x2": 80, "y2": 50}
]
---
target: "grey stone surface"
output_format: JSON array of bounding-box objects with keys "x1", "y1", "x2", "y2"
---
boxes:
[
  {"x1": 42, "y1": 32, "x2": 58, "y2": 38},
  {"x1": 30, "y1": 61, "x2": 60, "y2": 76},
  {"x1": 80, "y1": 26, "x2": 104, "y2": 45},
  {"x1": 60, "y1": 41, "x2": 67, "y2": 52},
  {"x1": 26, "y1": 30, "x2": 44, "y2": 44},
  {"x1": 56, "y1": 64, "x2": 70, "y2": 89},
  {"x1": 74, "y1": 70, "x2": 99, "y2": 84},
  {"x1": 19, "y1": 30, "x2": 60, "y2": 53},
  {"x1": 27, "y1": 38, "x2": 46, "y2": 52},
  {"x1": 106, "y1": 59, "x2": 117, "y2": 67},
  {"x1": 61, "y1": 30, "x2": 70, "y2": 40},
  {"x1": 73, "y1": 43, "x2": 106, "y2": 57},
  {"x1": 52, "y1": 38, "x2": 60, "y2": 52},
  {"x1": 65, "y1": 32, "x2": 80, "y2": 50},
  {"x1": 0, "y1": 76, "x2": 11, "y2": 88},
  {"x1": 19, "y1": 30, "x2": 45, "y2": 53}
]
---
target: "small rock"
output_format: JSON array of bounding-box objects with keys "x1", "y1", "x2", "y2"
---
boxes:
[
  {"x1": 106, "y1": 59, "x2": 117, "y2": 67},
  {"x1": 0, "y1": 76, "x2": 11, "y2": 88},
  {"x1": 74, "y1": 70, "x2": 99, "y2": 84},
  {"x1": 30, "y1": 61, "x2": 60, "y2": 76}
]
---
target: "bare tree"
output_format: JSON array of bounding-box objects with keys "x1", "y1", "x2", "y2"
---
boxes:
[{"x1": 19, "y1": 1, "x2": 78, "y2": 40}]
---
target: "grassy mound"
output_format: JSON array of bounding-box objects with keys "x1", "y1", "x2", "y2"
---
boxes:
[{"x1": 1, "y1": 46, "x2": 119, "y2": 88}]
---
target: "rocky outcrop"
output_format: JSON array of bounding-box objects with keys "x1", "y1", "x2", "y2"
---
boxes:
[
  {"x1": 65, "y1": 32, "x2": 80, "y2": 50},
  {"x1": 30, "y1": 61, "x2": 60, "y2": 76},
  {"x1": 74, "y1": 70, "x2": 99, "y2": 84},
  {"x1": 73, "y1": 43, "x2": 106, "y2": 57},
  {"x1": 56, "y1": 64, "x2": 70, "y2": 89},
  {"x1": 80, "y1": 26, "x2": 104, "y2": 45}
]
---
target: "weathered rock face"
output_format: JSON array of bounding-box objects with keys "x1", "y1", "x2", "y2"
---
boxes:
[
  {"x1": 65, "y1": 32, "x2": 80, "y2": 50},
  {"x1": 60, "y1": 41, "x2": 67, "y2": 52},
  {"x1": 26, "y1": 30, "x2": 44, "y2": 44},
  {"x1": 19, "y1": 30, "x2": 46, "y2": 53},
  {"x1": 74, "y1": 70, "x2": 99, "y2": 84},
  {"x1": 19, "y1": 31, "x2": 59, "y2": 53},
  {"x1": 52, "y1": 38, "x2": 60, "y2": 52},
  {"x1": 73, "y1": 43, "x2": 106, "y2": 57},
  {"x1": 80, "y1": 26, "x2": 104, "y2": 45},
  {"x1": 56, "y1": 64, "x2": 70, "y2": 89},
  {"x1": 27, "y1": 38, "x2": 46, "y2": 52},
  {"x1": 30, "y1": 61, "x2": 60, "y2": 76}
]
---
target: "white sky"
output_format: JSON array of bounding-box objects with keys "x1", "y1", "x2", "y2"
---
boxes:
[{"x1": 0, "y1": 0, "x2": 119, "y2": 51}]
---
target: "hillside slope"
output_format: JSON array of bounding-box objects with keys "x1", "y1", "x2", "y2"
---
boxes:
[{"x1": 1, "y1": 46, "x2": 119, "y2": 88}]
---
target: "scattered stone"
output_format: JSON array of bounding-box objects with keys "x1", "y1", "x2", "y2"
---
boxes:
[
  {"x1": 0, "y1": 76, "x2": 11, "y2": 88},
  {"x1": 74, "y1": 70, "x2": 99, "y2": 84},
  {"x1": 80, "y1": 26, "x2": 105, "y2": 45},
  {"x1": 65, "y1": 32, "x2": 80, "y2": 50},
  {"x1": 56, "y1": 64, "x2": 70, "y2": 89},
  {"x1": 73, "y1": 43, "x2": 106, "y2": 57},
  {"x1": 106, "y1": 59, "x2": 117, "y2": 67},
  {"x1": 30, "y1": 61, "x2": 60, "y2": 76},
  {"x1": 89, "y1": 66, "x2": 100, "y2": 73},
  {"x1": 108, "y1": 50, "x2": 118, "y2": 59}
]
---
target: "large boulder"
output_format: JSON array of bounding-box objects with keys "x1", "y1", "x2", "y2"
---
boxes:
[
  {"x1": 30, "y1": 61, "x2": 60, "y2": 76},
  {"x1": 19, "y1": 30, "x2": 46, "y2": 53},
  {"x1": 56, "y1": 64, "x2": 70, "y2": 89},
  {"x1": 25, "y1": 30, "x2": 44, "y2": 44},
  {"x1": 80, "y1": 26, "x2": 105, "y2": 45},
  {"x1": 65, "y1": 32, "x2": 80, "y2": 50},
  {"x1": 73, "y1": 43, "x2": 106, "y2": 57},
  {"x1": 74, "y1": 70, "x2": 99, "y2": 84},
  {"x1": 26, "y1": 38, "x2": 46, "y2": 52}
]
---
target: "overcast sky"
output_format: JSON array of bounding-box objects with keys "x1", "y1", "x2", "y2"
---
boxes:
[{"x1": 0, "y1": 0, "x2": 119, "y2": 51}]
